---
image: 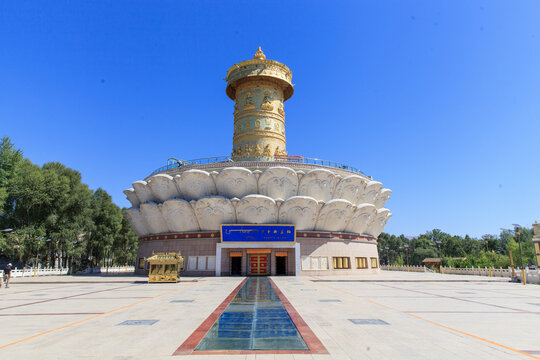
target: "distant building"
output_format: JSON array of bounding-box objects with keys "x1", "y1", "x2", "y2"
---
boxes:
[{"x1": 124, "y1": 48, "x2": 392, "y2": 276}]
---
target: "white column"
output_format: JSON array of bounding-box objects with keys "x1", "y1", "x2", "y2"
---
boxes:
[
  {"x1": 215, "y1": 243, "x2": 222, "y2": 276},
  {"x1": 295, "y1": 242, "x2": 301, "y2": 276}
]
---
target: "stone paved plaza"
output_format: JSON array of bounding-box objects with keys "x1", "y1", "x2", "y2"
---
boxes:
[{"x1": 0, "y1": 272, "x2": 538, "y2": 359}]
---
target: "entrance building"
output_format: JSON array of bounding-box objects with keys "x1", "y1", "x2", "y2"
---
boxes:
[
  {"x1": 216, "y1": 224, "x2": 300, "y2": 276},
  {"x1": 217, "y1": 245, "x2": 299, "y2": 276},
  {"x1": 136, "y1": 229, "x2": 380, "y2": 276}
]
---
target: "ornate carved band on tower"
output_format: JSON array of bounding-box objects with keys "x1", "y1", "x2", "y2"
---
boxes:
[{"x1": 226, "y1": 47, "x2": 294, "y2": 161}]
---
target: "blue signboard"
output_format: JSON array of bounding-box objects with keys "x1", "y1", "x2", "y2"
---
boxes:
[{"x1": 220, "y1": 224, "x2": 295, "y2": 243}]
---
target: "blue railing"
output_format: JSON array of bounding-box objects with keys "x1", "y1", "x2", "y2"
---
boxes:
[{"x1": 149, "y1": 155, "x2": 366, "y2": 176}]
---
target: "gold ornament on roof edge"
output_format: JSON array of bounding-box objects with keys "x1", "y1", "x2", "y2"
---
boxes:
[{"x1": 254, "y1": 46, "x2": 266, "y2": 60}]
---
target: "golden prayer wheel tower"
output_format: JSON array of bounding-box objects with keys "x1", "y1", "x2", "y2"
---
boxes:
[{"x1": 226, "y1": 47, "x2": 294, "y2": 161}]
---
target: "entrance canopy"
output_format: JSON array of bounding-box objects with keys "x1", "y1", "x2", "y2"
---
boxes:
[{"x1": 216, "y1": 241, "x2": 300, "y2": 276}]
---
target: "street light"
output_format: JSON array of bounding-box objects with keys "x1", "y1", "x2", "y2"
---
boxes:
[
  {"x1": 482, "y1": 235, "x2": 489, "y2": 252},
  {"x1": 502, "y1": 225, "x2": 526, "y2": 284},
  {"x1": 45, "y1": 238, "x2": 52, "y2": 268},
  {"x1": 384, "y1": 246, "x2": 390, "y2": 270},
  {"x1": 126, "y1": 246, "x2": 132, "y2": 272},
  {"x1": 512, "y1": 224, "x2": 526, "y2": 285},
  {"x1": 33, "y1": 236, "x2": 44, "y2": 277},
  {"x1": 105, "y1": 245, "x2": 112, "y2": 274},
  {"x1": 404, "y1": 244, "x2": 410, "y2": 272}
]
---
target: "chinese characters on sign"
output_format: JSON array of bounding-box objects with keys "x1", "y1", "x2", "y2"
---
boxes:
[{"x1": 221, "y1": 225, "x2": 295, "y2": 243}]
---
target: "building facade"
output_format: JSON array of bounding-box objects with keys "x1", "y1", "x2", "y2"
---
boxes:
[{"x1": 124, "y1": 48, "x2": 392, "y2": 276}]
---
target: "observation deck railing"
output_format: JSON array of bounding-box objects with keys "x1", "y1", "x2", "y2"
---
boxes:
[{"x1": 149, "y1": 155, "x2": 367, "y2": 176}]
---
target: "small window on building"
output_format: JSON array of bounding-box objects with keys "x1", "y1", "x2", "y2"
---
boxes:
[
  {"x1": 138, "y1": 257, "x2": 145, "y2": 269},
  {"x1": 356, "y1": 257, "x2": 368, "y2": 269},
  {"x1": 370, "y1": 257, "x2": 378, "y2": 268},
  {"x1": 332, "y1": 257, "x2": 350, "y2": 269}
]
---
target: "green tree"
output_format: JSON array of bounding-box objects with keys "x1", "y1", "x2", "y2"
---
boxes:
[
  {"x1": 0, "y1": 138, "x2": 137, "y2": 271},
  {"x1": 0, "y1": 136, "x2": 23, "y2": 215},
  {"x1": 86, "y1": 189, "x2": 123, "y2": 268},
  {"x1": 41, "y1": 162, "x2": 93, "y2": 268},
  {"x1": 113, "y1": 209, "x2": 139, "y2": 266}
]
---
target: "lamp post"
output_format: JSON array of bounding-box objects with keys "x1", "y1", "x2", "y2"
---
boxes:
[
  {"x1": 105, "y1": 245, "x2": 112, "y2": 274},
  {"x1": 45, "y1": 238, "x2": 53, "y2": 268},
  {"x1": 33, "y1": 237, "x2": 44, "y2": 277},
  {"x1": 512, "y1": 224, "x2": 526, "y2": 285},
  {"x1": 126, "y1": 246, "x2": 132, "y2": 272},
  {"x1": 482, "y1": 235, "x2": 492, "y2": 277},
  {"x1": 503, "y1": 225, "x2": 526, "y2": 284},
  {"x1": 404, "y1": 244, "x2": 410, "y2": 272},
  {"x1": 384, "y1": 246, "x2": 390, "y2": 270}
]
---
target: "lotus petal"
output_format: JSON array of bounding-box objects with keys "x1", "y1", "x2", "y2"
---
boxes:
[
  {"x1": 123, "y1": 188, "x2": 140, "y2": 208},
  {"x1": 174, "y1": 169, "x2": 217, "y2": 201},
  {"x1": 140, "y1": 202, "x2": 169, "y2": 234},
  {"x1": 298, "y1": 169, "x2": 338, "y2": 202},
  {"x1": 374, "y1": 189, "x2": 392, "y2": 209},
  {"x1": 315, "y1": 199, "x2": 354, "y2": 232},
  {"x1": 215, "y1": 167, "x2": 257, "y2": 199},
  {"x1": 236, "y1": 194, "x2": 277, "y2": 224},
  {"x1": 258, "y1": 167, "x2": 298, "y2": 200},
  {"x1": 365, "y1": 208, "x2": 392, "y2": 237},
  {"x1": 345, "y1": 204, "x2": 376, "y2": 234},
  {"x1": 278, "y1": 196, "x2": 319, "y2": 231},
  {"x1": 194, "y1": 196, "x2": 236, "y2": 231},
  {"x1": 133, "y1": 180, "x2": 154, "y2": 203},
  {"x1": 124, "y1": 207, "x2": 148, "y2": 236},
  {"x1": 333, "y1": 175, "x2": 367, "y2": 205},
  {"x1": 161, "y1": 199, "x2": 199, "y2": 232},
  {"x1": 360, "y1": 181, "x2": 383, "y2": 204},
  {"x1": 148, "y1": 174, "x2": 180, "y2": 203}
]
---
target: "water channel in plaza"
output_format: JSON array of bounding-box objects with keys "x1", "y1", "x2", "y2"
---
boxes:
[{"x1": 195, "y1": 277, "x2": 309, "y2": 351}]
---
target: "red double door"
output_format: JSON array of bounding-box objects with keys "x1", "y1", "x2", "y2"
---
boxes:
[{"x1": 249, "y1": 254, "x2": 268, "y2": 275}]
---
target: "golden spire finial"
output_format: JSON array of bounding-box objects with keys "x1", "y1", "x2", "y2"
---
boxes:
[{"x1": 253, "y1": 46, "x2": 266, "y2": 60}]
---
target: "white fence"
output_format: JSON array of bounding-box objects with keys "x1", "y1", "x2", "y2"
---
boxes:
[
  {"x1": 0, "y1": 266, "x2": 135, "y2": 278},
  {"x1": 1, "y1": 267, "x2": 69, "y2": 278},
  {"x1": 386, "y1": 265, "x2": 540, "y2": 284},
  {"x1": 81, "y1": 266, "x2": 135, "y2": 274},
  {"x1": 384, "y1": 265, "x2": 426, "y2": 273}
]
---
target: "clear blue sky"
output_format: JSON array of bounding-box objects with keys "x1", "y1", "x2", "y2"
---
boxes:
[{"x1": 1, "y1": 1, "x2": 539, "y2": 238}]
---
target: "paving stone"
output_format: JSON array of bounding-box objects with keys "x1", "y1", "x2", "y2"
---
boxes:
[{"x1": 0, "y1": 272, "x2": 537, "y2": 359}]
